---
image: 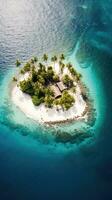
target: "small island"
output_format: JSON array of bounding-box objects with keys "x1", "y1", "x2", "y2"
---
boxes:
[{"x1": 11, "y1": 54, "x2": 91, "y2": 125}]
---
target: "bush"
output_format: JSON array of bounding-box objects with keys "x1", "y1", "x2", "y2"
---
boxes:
[
  {"x1": 31, "y1": 65, "x2": 36, "y2": 71},
  {"x1": 66, "y1": 62, "x2": 72, "y2": 70},
  {"x1": 32, "y1": 96, "x2": 44, "y2": 106},
  {"x1": 54, "y1": 99, "x2": 60, "y2": 106},
  {"x1": 38, "y1": 76, "x2": 45, "y2": 85},
  {"x1": 60, "y1": 91, "x2": 75, "y2": 110},
  {"x1": 62, "y1": 74, "x2": 73, "y2": 87},
  {"x1": 53, "y1": 74, "x2": 59, "y2": 82},
  {"x1": 47, "y1": 68, "x2": 54, "y2": 81},
  {"x1": 40, "y1": 71, "x2": 48, "y2": 83},
  {"x1": 20, "y1": 69, "x2": 25, "y2": 74},
  {"x1": 34, "y1": 87, "x2": 45, "y2": 98},
  {"x1": 45, "y1": 96, "x2": 54, "y2": 108},
  {"x1": 31, "y1": 70, "x2": 38, "y2": 82},
  {"x1": 38, "y1": 63, "x2": 43, "y2": 70},
  {"x1": 69, "y1": 67, "x2": 77, "y2": 77},
  {"x1": 48, "y1": 66, "x2": 53, "y2": 70},
  {"x1": 19, "y1": 79, "x2": 34, "y2": 95},
  {"x1": 45, "y1": 87, "x2": 54, "y2": 97},
  {"x1": 23, "y1": 62, "x2": 31, "y2": 72},
  {"x1": 72, "y1": 86, "x2": 76, "y2": 93},
  {"x1": 76, "y1": 73, "x2": 82, "y2": 81}
]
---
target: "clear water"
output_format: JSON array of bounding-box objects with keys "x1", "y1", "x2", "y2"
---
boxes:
[{"x1": 0, "y1": 0, "x2": 112, "y2": 199}]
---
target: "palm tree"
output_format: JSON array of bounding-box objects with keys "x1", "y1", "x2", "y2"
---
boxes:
[
  {"x1": 45, "y1": 96, "x2": 53, "y2": 108},
  {"x1": 51, "y1": 55, "x2": 57, "y2": 66},
  {"x1": 59, "y1": 60, "x2": 63, "y2": 67},
  {"x1": 59, "y1": 61, "x2": 65, "y2": 74},
  {"x1": 34, "y1": 56, "x2": 38, "y2": 62},
  {"x1": 31, "y1": 56, "x2": 38, "y2": 64},
  {"x1": 43, "y1": 54, "x2": 48, "y2": 62},
  {"x1": 16, "y1": 59, "x2": 21, "y2": 67},
  {"x1": 31, "y1": 58, "x2": 34, "y2": 64},
  {"x1": 76, "y1": 73, "x2": 82, "y2": 81},
  {"x1": 38, "y1": 63, "x2": 43, "y2": 70},
  {"x1": 45, "y1": 87, "x2": 54, "y2": 97},
  {"x1": 66, "y1": 62, "x2": 73, "y2": 70},
  {"x1": 62, "y1": 74, "x2": 73, "y2": 87},
  {"x1": 60, "y1": 53, "x2": 65, "y2": 61},
  {"x1": 61, "y1": 63, "x2": 65, "y2": 74}
]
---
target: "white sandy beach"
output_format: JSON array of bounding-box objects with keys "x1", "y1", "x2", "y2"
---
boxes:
[{"x1": 11, "y1": 63, "x2": 87, "y2": 124}]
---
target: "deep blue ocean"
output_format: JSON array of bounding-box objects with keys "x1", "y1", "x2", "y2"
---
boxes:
[{"x1": 0, "y1": 0, "x2": 112, "y2": 199}]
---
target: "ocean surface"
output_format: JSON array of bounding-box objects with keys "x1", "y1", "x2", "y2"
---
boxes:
[{"x1": 0, "y1": 0, "x2": 112, "y2": 199}]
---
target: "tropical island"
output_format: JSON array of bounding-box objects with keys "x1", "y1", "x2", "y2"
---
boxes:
[{"x1": 11, "y1": 54, "x2": 92, "y2": 125}]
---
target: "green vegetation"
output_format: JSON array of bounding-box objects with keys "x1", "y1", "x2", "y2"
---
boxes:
[
  {"x1": 66, "y1": 63, "x2": 77, "y2": 75},
  {"x1": 53, "y1": 74, "x2": 60, "y2": 82},
  {"x1": 45, "y1": 87, "x2": 54, "y2": 97},
  {"x1": 76, "y1": 73, "x2": 82, "y2": 81},
  {"x1": 31, "y1": 58, "x2": 34, "y2": 64},
  {"x1": 47, "y1": 66, "x2": 54, "y2": 81},
  {"x1": 13, "y1": 77, "x2": 17, "y2": 81},
  {"x1": 71, "y1": 86, "x2": 76, "y2": 93},
  {"x1": 19, "y1": 79, "x2": 34, "y2": 95},
  {"x1": 66, "y1": 62, "x2": 73, "y2": 69},
  {"x1": 31, "y1": 69, "x2": 38, "y2": 82},
  {"x1": 60, "y1": 91, "x2": 75, "y2": 110},
  {"x1": 23, "y1": 62, "x2": 31, "y2": 72},
  {"x1": 45, "y1": 96, "x2": 54, "y2": 108},
  {"x1": 59, "y1": 61, "x2": 65, "y2": 73},
  {"x1": 34, "y1": 56, "x2": 38, "y2": 62},
  {"x1": 60, "y1": 53, "x2": 65, "y2": 61},
  {"x1": 16, "y1": 54, "x2": 82, "y2": 109},
  {"x1": 31, "y1": 56, "x2": 38, "y2": 64},
  {"x1": 16, "y1": 59, "x2": 21, "y2": 67},
  {"x1": 62, "y1": 74, "x2": 73, "y2": 87},
  {"x1": 43, "y1": 54, "x2": 48, "y2": 62},
  {"x1": 32, "y1": 95, "x2": 44, "y2": 106},
  {"x1": 20, "y1": 69, "x2": 25, "y2": 74},
  {"x1": 54, "y1": 91, "x2": 75, "y2": 110},
  {"x1": 51, "y1": 55, "x2": 57, "y2": 64}
]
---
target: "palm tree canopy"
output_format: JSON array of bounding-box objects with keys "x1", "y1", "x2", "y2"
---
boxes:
[
  {"x1": 34, "y1": 56, "x2": 38, "y2": 62},
  {"x1": 51, "y1": 55, "x2": 57, "y2": 62},
  {"x1": 66, "y1": 62, "x2": 73, "y2": 69},
  {"x1": 38, "y1": 62, "x2": 43, "y2": 68},
  {"x1": 16, "y1": 59, "x2": 21, "y2": 67},
  {"x1": 60, "y1": 54, "x2": 65, "y2": 60},
  {"x1": 59, "y1": 60, "x2": 63, "y2": 66},
  {"x1": 43, "y1": 54, "x2": 48, "y2": 62}
]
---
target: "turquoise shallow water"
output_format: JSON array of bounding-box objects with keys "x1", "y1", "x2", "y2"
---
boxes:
[{"x1": 0, "y1": 0, "x2": 112, "y2": 199}]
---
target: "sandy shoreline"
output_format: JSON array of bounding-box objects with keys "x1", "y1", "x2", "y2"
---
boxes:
[{"x1": 11, "y1": 86, "x2": 87, "y2": 125}]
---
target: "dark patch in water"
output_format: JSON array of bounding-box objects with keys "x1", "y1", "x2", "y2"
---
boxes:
[{"x1": 54, "y1": 129, "x2": 93, "y2": 144}]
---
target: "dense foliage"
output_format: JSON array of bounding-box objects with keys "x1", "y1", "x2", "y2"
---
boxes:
[
  {"x1": 60, "y1": 91, "x2": 75, "y2": 110},
  {"x1": 18, "y1": 54, "x2": 82, "y2": 109},
  {"x1": 62, "y1": 74, "x2": 73, "y2": 87},
  {"x1": 19, "y1": 79, "x2": 34, "y2": 95},
  {"x1": 54, "y1": 91, "x2": 75, "y2": 110}
]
